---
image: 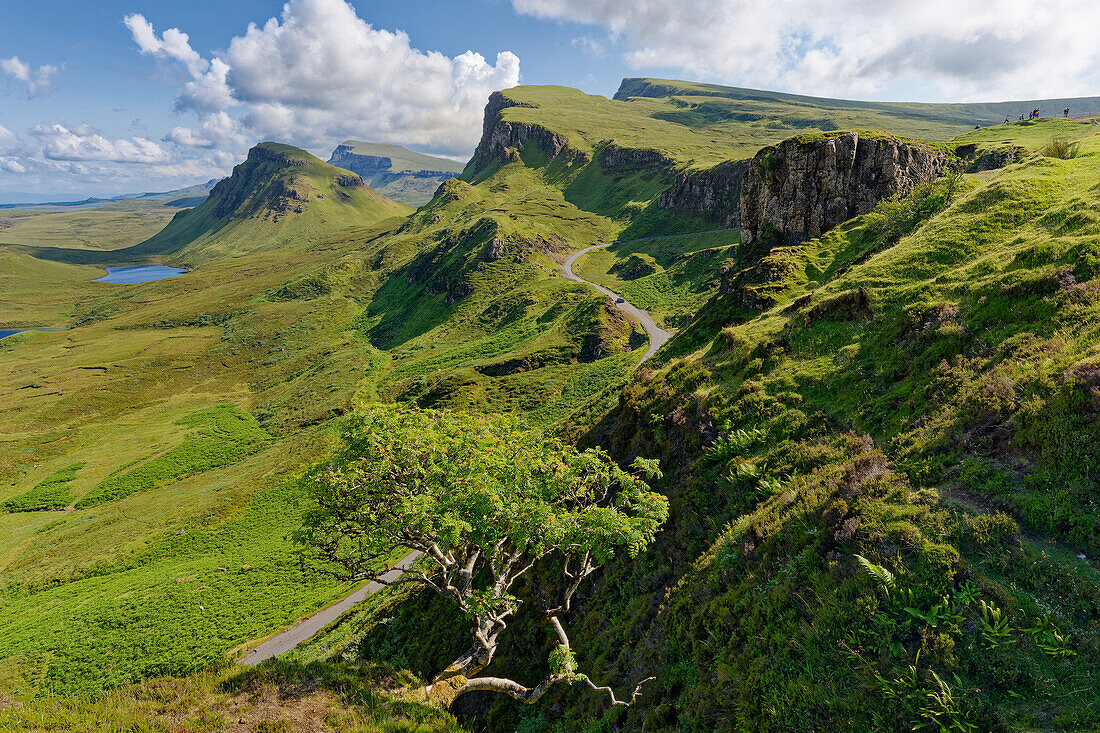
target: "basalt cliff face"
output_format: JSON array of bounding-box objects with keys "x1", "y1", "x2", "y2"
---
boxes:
[
  {"x1": 657, "y1": 158, "x2": 749, "y2": 228},
  {"x1": 739, "y1": 132, "x2": 947, "y2": 256},
  {"x1": 467, "y1": 92, "x2": 590, "y2": 174}
]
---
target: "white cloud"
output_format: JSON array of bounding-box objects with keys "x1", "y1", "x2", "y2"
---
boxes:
[
  {"x1": 0, "y1": 124, "x2": 24, "y2": 154},
  {"x1": 1, "y1": 56, "x2": 61, "y2": 96},
  {"x1": 32, "y1": 123, "x2": 170, "y2": 164},
  {"x1": 125, "y1": 0, "x2": 520, "y2": 155},
  {"x1": 124, "y1": 14, "x2": 208, "y2": 77},
  {"x1": 0, "y1": 158, "x2": 27, "y2": 174},
  {"x1": 511, "y1": 0, "x2": 1100, "y2": 101},
  {"x1": 165, "y1": 112, "x2": 245, "y2": 149}
]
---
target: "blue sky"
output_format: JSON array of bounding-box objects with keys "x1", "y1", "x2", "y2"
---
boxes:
[{"x1": 3, "y1": 0, "x2": 1099, "y2": 199}]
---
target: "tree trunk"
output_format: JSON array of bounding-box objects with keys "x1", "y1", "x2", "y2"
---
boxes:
[{"x1": 418, "y1": 643, "x2": 494, "y2": 706}]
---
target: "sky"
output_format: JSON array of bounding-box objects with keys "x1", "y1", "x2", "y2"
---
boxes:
[{"x1": 3, "y1": 0, "x2": 1100, "y2": 199}]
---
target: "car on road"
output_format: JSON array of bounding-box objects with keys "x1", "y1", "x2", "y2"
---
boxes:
[{"x1": 615, "y1": 297, "x2": 625, "y2": 303}]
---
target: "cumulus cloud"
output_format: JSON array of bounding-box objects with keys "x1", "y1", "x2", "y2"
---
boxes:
[
  {"x1": 0, "y1": 124, "x2": 24, "y2": 154},
  {"x1": 124, "y1": 13, "x2": 208, "y2": 77},
  {"x1": 125, "y1": 0, "x2": 520, "y2": 155},
  {"x1": 1, "y1": 56, "x2": 60, "y2": 96},
  {"x1": 32, "y1": 123, "x2": 170, "y2": 163},
  {"x1": 511, "y1": 0, "x2": 1100, "y2": 100},
  {"x1": 165, "y1": 112, "x2": 246, "y2": 149},
  {"x1": 0, "y1": 158, "x2": 27, "y2": 174}
]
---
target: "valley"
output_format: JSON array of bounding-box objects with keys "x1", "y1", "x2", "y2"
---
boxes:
[{"x1": 0, "y1": 76, "x2": 1098, "y2": 732}]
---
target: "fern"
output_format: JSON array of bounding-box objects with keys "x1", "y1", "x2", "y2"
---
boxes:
[{"x1": 854, "y1": 554, "x2": 896, "y2": 590}]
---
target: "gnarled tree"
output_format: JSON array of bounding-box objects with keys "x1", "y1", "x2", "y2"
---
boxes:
[{"x1": 297, "y1": 404, "x2": 668, "y2": 707}]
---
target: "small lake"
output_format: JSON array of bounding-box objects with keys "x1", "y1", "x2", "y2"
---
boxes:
[
  {"x1": 0, "y1": 328, "x2": 60, "y2": 340},
  {"x1": 95, "y1": 265, "x2": 187, "y2": 284}
]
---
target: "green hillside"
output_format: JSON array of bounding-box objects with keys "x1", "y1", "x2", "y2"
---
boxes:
[
  {"x1": 130, "y1": 142, "x2": 412, "y2": 265},
  {"x1": 525, "y1": 117, "x2": 1099, "y2": 732},
  {"x1": 2, "y1": 76, "x2": 1100, "y2": 733},
  {"x1": 618, "y1": 77, "x2": 1100, "y2": 132}
]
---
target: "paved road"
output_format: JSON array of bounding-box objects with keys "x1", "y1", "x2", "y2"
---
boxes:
[
  {"x1": 240, "y1": 550, "x2": 422, "y2": 665},
  {"x1": 562, "y1": 243, "x2": 672, "y2": 363},
  {"x1": 240, "y1": 239, "x2": 687, "y2": 664}
]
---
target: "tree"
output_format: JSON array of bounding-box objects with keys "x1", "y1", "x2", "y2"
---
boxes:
[{"x1": 296, "y1": 404, "x2": 669, "y2": 707}]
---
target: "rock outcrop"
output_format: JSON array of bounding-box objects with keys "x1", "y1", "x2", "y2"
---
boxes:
[
  {"x1": 657, "y1": 159, "x2": 749, "y2": 228},
  {"x1": 739, "y1": 132, "x2": 947, "y2": 256},
  {"x1": 600, "y1": 144, "x2": 675, "y2": 172},
  {"x1": 468, "y1": 92, "x2": 590, "y2": 174}
]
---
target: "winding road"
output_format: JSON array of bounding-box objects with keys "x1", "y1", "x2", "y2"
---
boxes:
[
  {"x1": 240, "y1": 550, "x2": 422, "y2": 666},
  {"x1": 562, "y1": 243, "x2": 672, "y2": 363},
  {"x1": 241, "y1": 244, "x2": 675, "y2": 665}
]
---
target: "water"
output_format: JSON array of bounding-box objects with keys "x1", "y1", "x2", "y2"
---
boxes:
[
  {"x1": 94, "y1": 265, "x2": 187, "y2": 284},
  {"x1": 0, "y1": 328, "x2": 60, "y2": 340}
]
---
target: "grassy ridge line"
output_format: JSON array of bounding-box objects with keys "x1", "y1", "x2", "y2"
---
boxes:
[
  {"x1": 118, "y1": 142, "x2": 413, "y2": 266},
  {"x1": 616, "y1": 77, "x2": 1100, "y2": 125},
  {"x1": 334, "y1": 140, "x2": 465, "y2": 173}
]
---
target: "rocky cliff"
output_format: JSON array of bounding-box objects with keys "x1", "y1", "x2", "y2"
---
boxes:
[
  {"x1": 657, "y1": 158, "x2": 749, "y2": 228},
  {"x1": 467, "y1": 92, "x2": 590, "y2": 174},
  {"x1": 739, "y1": 132, "x2": 947, "y2": 257}
]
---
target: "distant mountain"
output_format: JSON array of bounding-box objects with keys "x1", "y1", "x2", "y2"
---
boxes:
[
  {"x1": 0, "y1": 180, "x2": 219, "y2": 210},
  {"x1": 0, "y1": 191, "x2": 85, "y2": 205},
  {"x1": 129, "y1": 142, "x2": 412, "y2": 265},
  {"x1": 327, "y1": 141, "x2": 463, "y2": 207}
]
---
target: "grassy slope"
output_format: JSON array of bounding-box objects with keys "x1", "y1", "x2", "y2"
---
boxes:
[
  {"x1": 1, "y1": 660, "x2": 466, "y2": 732},
  {"x1": 0, "y1": 119, "x2": 676, "y2": 694},
  {"x1": 337, "y1": 141, "x2": 465, "y2": 173},
  {"x1": 6, "y1": 82, "x2": 1099, "y2": 728},
  {"x1": 531, "y1": 119, "x2": 1100, "y2": 731},
  {"x1": 0, "y1": 226, "x2": 414, "y2": 697},
  {"x1": 129, "y1": 142, "x2": 412, "y2": 266},
  {"x1": 574, "y1": 230, "x2": 741, "y2": 328},
  {"x1": 619, "y1": 77, "x2": 1100, "y2": 130}
]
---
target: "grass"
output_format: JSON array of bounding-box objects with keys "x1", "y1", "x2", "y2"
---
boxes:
[
  {"x1": 0, "y1": 465, "x2": 365, "y2": 698},
  {"x1": 107, "y1": 142, "x2": 412, "y2": 267},
  {"x1": 574, "y1": 230, "x2": 741, "y2": 327},
  {"x1": 0, "y1": 251, "x2": 107, "y2": 328},
  {"x1": 75, "y1": 405, "x2": 271, "y2": 508},
  {"x1": 497, "y1": 83, "x2": 1100, "y2": 173},
  {"x1": 333, "y1": 141, "x2": 465, "y2": 173},
  {"x1": 0, "y1": 205, "x2": 177, "y2": 251},
  {"x1": 548, "y1": 117, "x2": 1100, "y2": 731},
  {"x1": 2, "y1": 463, "x2": 84, "y2": 512},
  {"x1": 3, "y1": 80, "x2": 1099, "y2": 731},
  {"x1": 0, "y1": 659, "x2": 467, "y2": 732}
]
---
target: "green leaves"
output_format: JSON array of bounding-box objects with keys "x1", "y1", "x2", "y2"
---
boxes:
[
  {"x1": 854, "y1": 553, "x2": 896, "y2": 591},
  {"x1": 299, "y1": 402, "x2": 668, "y2": 584}
]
